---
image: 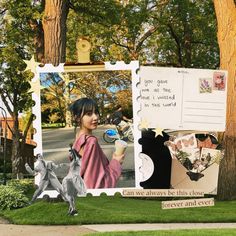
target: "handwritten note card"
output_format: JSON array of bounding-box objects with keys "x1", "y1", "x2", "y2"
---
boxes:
[{"x1": 139, "y1": 67, "x2": 227, "y2": 131}]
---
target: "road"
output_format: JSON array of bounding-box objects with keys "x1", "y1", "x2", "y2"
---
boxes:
[{"x1": 42, "y1": 125, "x2": 135, "y2": 188}]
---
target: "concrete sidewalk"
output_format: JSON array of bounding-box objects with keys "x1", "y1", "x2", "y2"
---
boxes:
[
  {"x1": 84, "y1": 223, "x2": 236, "y2": 232},
  {"x1": 0, "y1": 224, "x2": 94, "y2": 236},
  {"x1": 1, "y1": 217, "x2": 236, "y2": 236}
]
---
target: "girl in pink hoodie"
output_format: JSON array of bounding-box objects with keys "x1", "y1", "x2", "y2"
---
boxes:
[{"x1": 70, "y1": 98, "x2": 125, "y2": 189}]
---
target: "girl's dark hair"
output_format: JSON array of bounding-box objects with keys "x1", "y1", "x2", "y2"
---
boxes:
[{"x1": 70, "y1": 98, "x2": 99, "y2": 124}]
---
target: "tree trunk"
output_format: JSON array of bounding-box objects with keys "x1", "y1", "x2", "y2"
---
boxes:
[
  {"x1": 11, "y1": 113, "x2": 22, "y2": 178},
  {"x1": 214, "y1": 0, "x2": 236, "y2": 200},
  {"x1": 42, "y1": 0, "x2": 69, "y2": 65},
  {"x1": 29, "y1": 19, "x2": 45, "y2": 63}
]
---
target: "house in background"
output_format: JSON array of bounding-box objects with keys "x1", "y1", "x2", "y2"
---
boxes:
[{"x1": 0, "y1": 117, "x2": 36, "y2": 147}]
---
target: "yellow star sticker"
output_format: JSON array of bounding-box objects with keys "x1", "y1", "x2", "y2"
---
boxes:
[
  {"x1": 23, "y1": 56, "x2": 41, "y2": 74},
  {"x1": 29, "y1": 79, "x2": 41, "y2": 97},
  {"x1": 139, "y1": 119, "x2": 149, "y2": 130},
  {"x1": 152, "y1": 126, "x2": 163, "y2": 137}
]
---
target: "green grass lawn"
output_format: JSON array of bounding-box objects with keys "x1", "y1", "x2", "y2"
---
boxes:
[
  {"x1": 86, "y1": 229, "x2": 236, "y2": 236},
  {"x1": 1, "y1": 195, "x2": 236, "y2": 225}
]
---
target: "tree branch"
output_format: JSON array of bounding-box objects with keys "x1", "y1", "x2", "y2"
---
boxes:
[
  {"x1": 111, "y1": 37, "x2": 130, "y2": 51},
  {"x1": 147, "y1": 0, "x2": 169, "y2": 11},
  {"x1": 136, "y1": 26, "x2": 158, "y2": 52},
  {"x1": 0, "y1": 9, "x2": 7, "y2": 15},
  {"x1": 0, "y1": 93, "x2": 13, "y2": 117},
  {"x1": 69, "y1": 2, "x2": 112, "y2": 28},
  {"x1": 167, "y1": 23, "x2": 183, "y2": 66},
  {"x1": 6, "y1": 121, "x2": 13, "y2": 135},
  {"x1": 22, "y1": 113, "x2": 34, "y2": 140}
]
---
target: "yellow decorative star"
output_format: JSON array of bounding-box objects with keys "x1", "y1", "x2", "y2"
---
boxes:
[
  {"x1": 139, "y1": 119, "x2": 149, "y2": 130},
  {"x1": 29, "y1": 79, "x2": 41, "y2": 97},
  {"x1": 152, "y1": 126, "x2": 164, "y2": 137},
  {"x1": 23, "y1": 56, "x2": 41, "y2": 74}
]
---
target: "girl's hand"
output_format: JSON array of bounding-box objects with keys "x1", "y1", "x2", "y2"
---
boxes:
[{"x1": 112, "y1": 153, "x2": 125, "y2": 164}]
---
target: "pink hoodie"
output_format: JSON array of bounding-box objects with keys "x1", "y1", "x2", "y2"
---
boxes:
[{"x1": 73, "y1": 134, "x2": 122, "y2": 189}]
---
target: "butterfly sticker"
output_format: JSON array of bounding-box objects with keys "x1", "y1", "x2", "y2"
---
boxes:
[
  {"x1": 176, "y1": 140, "x2": 183, "y2": 150},
  {"x1": 182, "y1": 136, "x2": 195, "y2": 148},
  {"x1": 174, "y1": 134, "x2": 197, "y2": 151}
]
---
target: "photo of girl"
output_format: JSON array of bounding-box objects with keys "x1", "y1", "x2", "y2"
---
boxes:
[
  {"x1": 70, "y1": 97, "x2": 125, "y2": 189},
  {"x1": 38, "y1": 66, "x2": 137, "y2": 196}
]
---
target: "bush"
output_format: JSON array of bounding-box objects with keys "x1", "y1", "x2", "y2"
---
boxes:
[
  {"x1": 0, "y1": 185, "x2": 29, "y2": 210},
  {"x1": 7, "y1": 179, "x2": 34, "y2": 194}
]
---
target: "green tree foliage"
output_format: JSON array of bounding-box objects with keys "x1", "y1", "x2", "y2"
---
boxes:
[
  {"x1": 66, "y1": 0, "x2": 159, "y2": 62},
  {"x1": 41, "y1": 70, "x2": 132, "y2": 123},
  {"x1": 68, "y1": 70, "x2": 132, "y2": 117},
  {"x1": 0, "y1": 0, "x2": 36, "y2": 177},
  {"x1": 65, "y1": 0, "x2": 219, "y2": 69},
  {"x1": 151, "y1": 0, "x2": 219, "y2": 68},
  {"x1": 2, "y1": 1, "x2": 219, "y2": 67},
  {"x1": 40, "y1": 73, "x2": 67, "y2": 124},
  {"x1": 0, "y1": 61, "x2": 34, "y2": 177},
  {"x1": 1, "y1": 0, "x2": 44, "y2": 60}
]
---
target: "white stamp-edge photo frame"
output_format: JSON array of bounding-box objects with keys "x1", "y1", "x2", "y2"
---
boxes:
[{"x1": 31, "y1": 61, "x2": 142, "y2": 197}]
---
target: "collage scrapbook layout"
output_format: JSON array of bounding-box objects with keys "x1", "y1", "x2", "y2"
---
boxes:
[{"x1": 21, "y1": 63, "x2": 227, "y2": 197}]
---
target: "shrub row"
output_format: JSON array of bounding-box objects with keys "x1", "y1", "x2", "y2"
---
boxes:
[
  {"x1": 7, "y1": 179, "x2": 34, "y2": 194},
  {"x1": 0, "y1": 179, "x2": 34, "y2": 210}
]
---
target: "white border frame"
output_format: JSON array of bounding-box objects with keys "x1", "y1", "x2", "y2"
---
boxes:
[{"x1": 32, "y1": 61, "x2": 142, "y2": 197}]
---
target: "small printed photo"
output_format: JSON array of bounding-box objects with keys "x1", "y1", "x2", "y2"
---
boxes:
[
  {"x1": 165, "y1": 133, "x2": 198, "y2": 159},
  {"x1": 199, "y1": 78, "x2": 212, "y2": 93},
  {"x1": 182, "y1": 148, "x2": 201, "y2": 164},
  {"x1": 213, "y1": 72, "x2": 226, "y2": 91},
  {"x1": 200, "y1": 148, "x2": 221, "y2": 167},
  {"x1": 174, "y1": 133, "x2": 198, "y2": 151},
  {"x1": 174, "y1": 148, "x2": 200, "y2": 171}
]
